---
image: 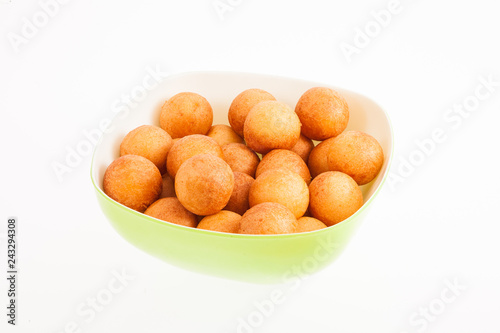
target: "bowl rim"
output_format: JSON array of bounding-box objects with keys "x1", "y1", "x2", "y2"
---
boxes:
[{"x1": 90, "y1": 70, "x2": 394, "y2": 239}]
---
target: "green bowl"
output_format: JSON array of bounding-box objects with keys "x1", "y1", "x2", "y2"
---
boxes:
[{"x1": 91, "y1": 71, "x2": 393, "y2": 284}]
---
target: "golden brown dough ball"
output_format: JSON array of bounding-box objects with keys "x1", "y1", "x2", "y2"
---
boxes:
[
  {"x1": 295, "y1": 87, "x2": 349, "y2": 140},
  {"x1": 256, "y1": 149, "x2": 311, "y2": 185},
  {"x1": 175, "y1": 154, "x2": 234, "y2": 216},
  {"x1": 197, "y1": 210, "x2": 242, "y2": 233},
  {"x1": 228, "y1": 88, "x2": 276, "y2": 137},
  {"x1": 249, "y1": 169, "x2": 309, "y2": 219},
  {"x1": 244, "y1": 101, "x2": 301, "y2": 154},
  {"x1": 144, "y1": 197, "x2": 197, "y2": 228},
  {"x1": 294, "y1": 217, "x2": 327, "y2": 233},
  {"x1": 119, "y1": 125, "x2": 172, "y2": 174},
  {"x1": 160, "y1": 92, "x2": 213, "y2": 139},
  {"x1": 307, "y1": 137, "x2": 336, "y2": 179},
  {"x1": 224, "y1": 172, "x2": 254, "y2": 215},
  {"x1": 103, "y1": 155, "x2": 162, "y2": 212},
  {"x1": 309, "y1": 171, "x2": 363, "y2": 226},
  {"x1": 166, "y1": 134, "x2": 223, "y2": 179},
  {"x1": 239, "y1": 202, "x2": 297, "y2": 235},
  {"x1": 207, "y1": 124, "x2": 244, "y2": 146},
  {"x1": 327, "y1": 131, "x2": 384, "y2": 185},
  {"x1": 290, "y1": 134, "x2": 315, "y2": 164},
  {"x1": 159, "y1": 173, "x2": 176, "y2": 198},
  {"x1": 221, "y1": 143, "x2": 260, "y2": 177}
]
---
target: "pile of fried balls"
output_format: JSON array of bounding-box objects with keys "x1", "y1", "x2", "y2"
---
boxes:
[{"x1": 103, "y1": 87, "x2": 384, "y2": 235}]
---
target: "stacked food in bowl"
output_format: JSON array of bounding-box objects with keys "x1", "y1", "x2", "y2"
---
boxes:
[{"x1": 102, "y1": 87, "x2": 384, "y2": 235}]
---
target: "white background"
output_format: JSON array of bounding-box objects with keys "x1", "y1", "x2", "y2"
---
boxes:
[{"x1": 1, "y1": 0, "x2": 500, "y2": 332}]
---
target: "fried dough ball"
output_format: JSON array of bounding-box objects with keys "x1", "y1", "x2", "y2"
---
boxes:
[
  {"x1": 207, "y1": 124, "x2": 244, "y2": 146},
  {"x1": 159, "y1": 92, "x2": 213, "y2": 139},
  {"x1": 295, "y1": 87, "x2": 349, "y2": 140},
  {"x1": 159, "y1": 173, "x2": 176, "y2": 198},
  {"x1": 228, "y1": 88, "x2": 276, "y2": 137},
  {"x1": 221, "y1": 143, "x2": 260, "y2": 177},
  {"x1": 175, "y1": 154, "x2": 234, "y2": 216},
  {"x1": 224, "y1": 172, "x2": 254, "y2": 215},
  {"x1": 290, "y1": 134, "x2": 314, "y2": 164},
  {"x1": 244, "y1": 101, "x2": 301, "y2": 154},
  {"x1": 327, "y1": 131, "x2": 384, "y2": 185},
  {"x1": 294, "y1": 217, "x2": 328, "y2": 233},
  {"x1": 197, "y1": 210, "x2": 242, "y2": 233},
  {"x1": 166, "y1": 134, "x2": 223, "y2": 179},
  {"x1": 119, "y1": 125, "x2": 172, "y2": 174},
  {"x1": 309, "y1": 171, "x2": 363, "y2": 226},
  {"x1": 249, "y1": 169, "x2": 309, "y2": 219},
  {"x1": 144, "y1": 197, "x2": 197, "y2": 228},
  {"x1": 255, "y1": 149, "x2": 311, "y2": 185},
  {"x1": 103, "y1": 155, "x2": 162, "y2": 212},
  {"x1": 239, "y1": 202, "x2": 297, "y2": 235},
  {"x1": 308, "y1": 137, "x2": 336, "y2": 179}
]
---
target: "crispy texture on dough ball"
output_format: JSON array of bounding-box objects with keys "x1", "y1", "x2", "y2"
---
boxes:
[
  {"x1": 309, "y1": 171, "x2": 363, "y2": 226},
  {"x1": 103, "y1": 155, "x2": 162, "y2": 212},
  {"x1": 197, "y1": 210, "x2": 242, "y2": 233},
  {"x1": 159, "y1": 173, "x2": 176, "y2": 198},
  {"x1": 308, "y1": 137, "x2": 336, "y2": 179},
  {"x1": 221, "y1": 143, "x2": 260, "y2": 177},
  {"x1": 160, "y1": 92, "x2": 213, "y2": 139},
  {"x1": 228, "y1": 89, "x2": 276, "y2": 137},
  {"x1": 207, "y1": 124, "x2": 244, "y2": 146},
  {"x1": 295, "y1": 87, "x2": 349, "y2": 140},
  {"x1": 294, "y1": 217, "x2": 327, "y2": 233},
  {"x1": 166, "y1": 134, "x2": 223, "y2": 179},
  {"x1": 249, "y1": 169, "x2": 309, "y2": 219},
  {"x1": 175, "y1": 154, "x2": 234, "y2": 216},
  {"x1": 327, "y1": 131, "x2": 384, "y2": 185},
  {"x1": 290, "y1": 134, "x2": 315, "y2": 164},
  {"x1": 238, "y1": 202, "x2": 297, "y2": 235},
  {"x1": 119, "y1": 125, "x2": 172, "y2": 174},
  {"x1": 224, "y1": 172, "x2": 254, "y2": 215},
  {"x1": 144, "y1": 197, "x2": 197, "y2": 228},
  {"x1": 244, "y1": 101, "x2": 301, "y2": 154},
  {"x1": 256, "y1": 149, "x2": 311, "y2": 185}
]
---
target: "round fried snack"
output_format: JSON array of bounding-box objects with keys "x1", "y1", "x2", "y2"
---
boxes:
[
  {"x1": 207, "y1": 124, "x2": 244, "y2": 146},
  {"x1": 295, "y1": 87, "x2": 349, "y2": 140},
  {"x1": 175, "y1": 154, "x2": 234, "y2": 216},
  {"x1": 256, "y1": 149, "x2": 311, "y2": 185},
  {"x1": 166, "y1": 134, "x2": 223, "y2": 179},
  {"x1": 160, "y1": 92, "x2": 213, "y2": 139},
  {"x1": 221, "y1": 143, "x2": 260, "y2": 177},
  {"x1": 309, "y1": 171, "x2": 363, "y2": 226},
  {"x1": 239, "y1": 202, "x2": 297, "y2": 235},
  {"x1": 327, "y1": 131, "x2": 384, "y2": 185},
  {"x1": 308, "y1": 137, "x2": 336, "y2": 179},
  {"x1": 120, "y1": 125, "x2": 172, "y2": 174},
  {"x1": 294, "y1": 217, "x2": 328, "y2": 233},
  {"x1": 228, "y1": 88, "x2": 276, "y2": 137},
  {"x1": 244, "y1": 101, "x2": 301, "y2": 154},
  {"x1": 197, "y1": 210, "x2": 242, "y2": 233},
  {"x1": 224, "y1": 172, "x2": 254, "y2": 215},
  {"x1": 159, "y1": 173, "x2": 176, "y2": 198},
  {"x1": 144, "y1": 197, "x2": 197, "y2": 228},
  {"x1": 103, "y1": 155, "x2": 162, "y2": 212},
  {"x1": 249, "y1": 169, "x2": 309, "y2": 219},
  {"x1": 290, "y1": 134, "x2": 314, "y2": 164}
]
